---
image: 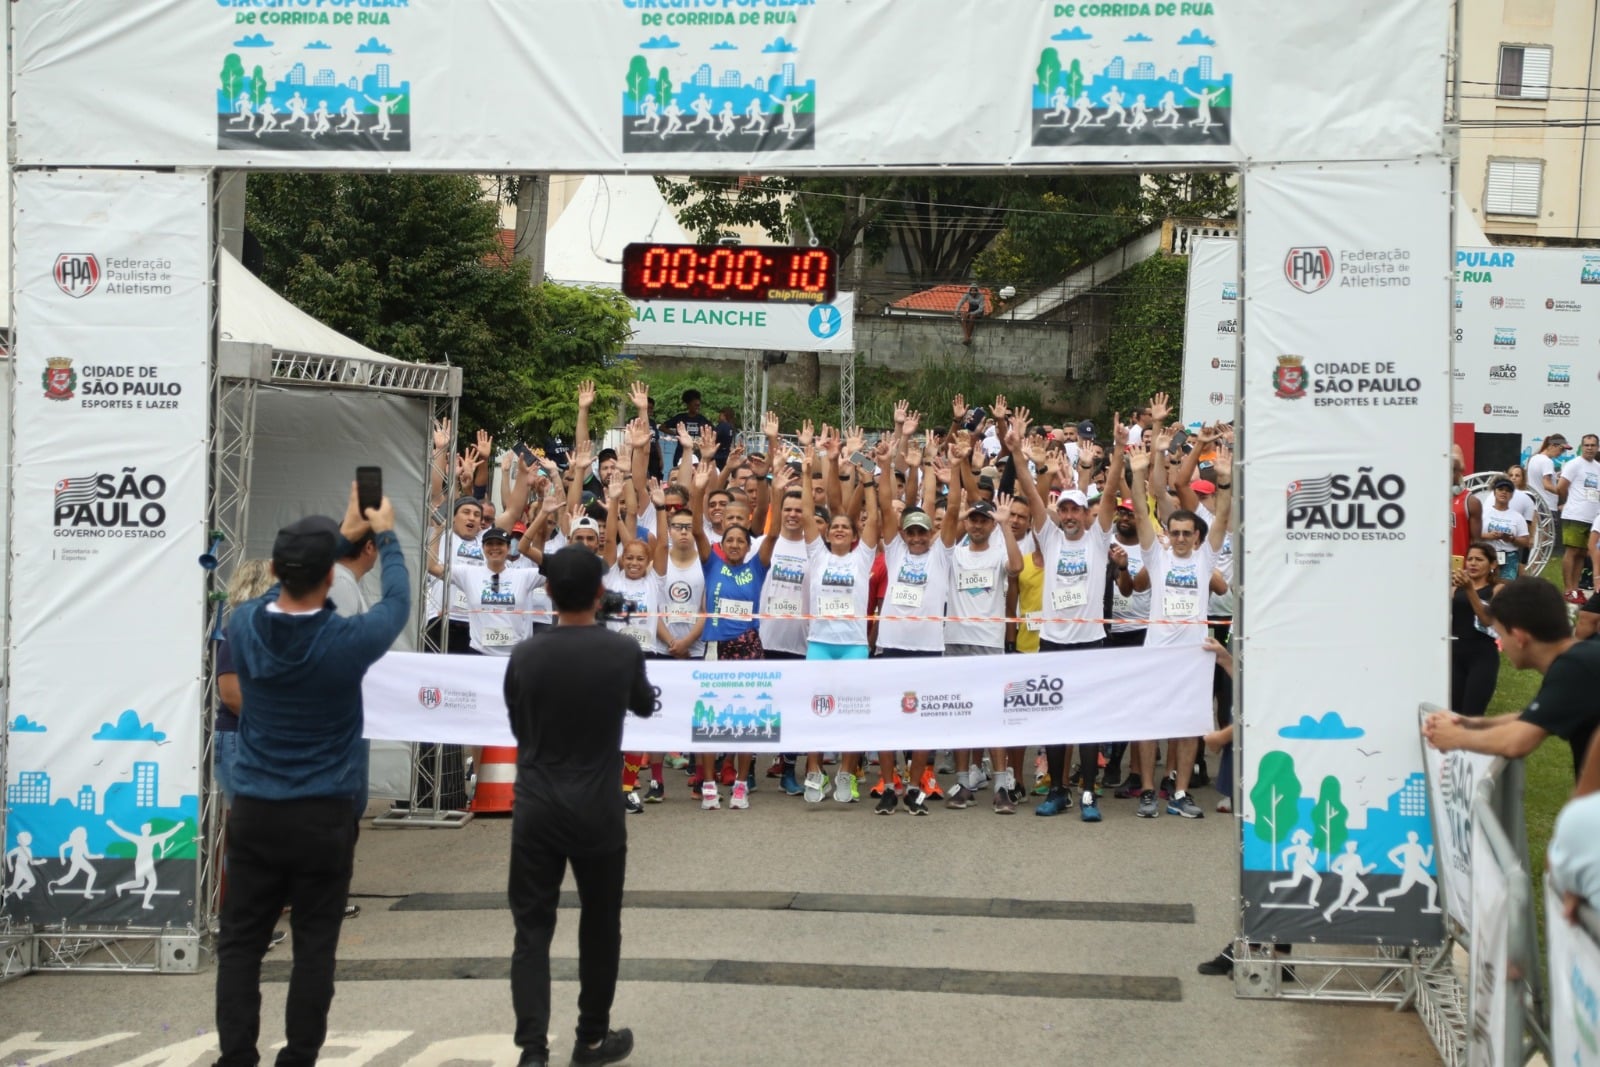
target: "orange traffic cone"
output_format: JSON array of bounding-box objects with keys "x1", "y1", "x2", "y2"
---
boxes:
[{"x1": 469, "y1": 746, "x2": 518, "y2": 813}]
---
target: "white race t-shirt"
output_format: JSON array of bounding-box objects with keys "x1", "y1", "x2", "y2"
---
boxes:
[
  {"x1": 1037, "y1": 520, "x2": 1110, "y2": 646},
  {"x1": 657, "y1": 556, "x2": 707, "y2": 658},
  {"x1": 878, "y1": 540, "x2": 950, "y2": 653},
  {"x1": 944, "y1": 538, "x2": 1011, "y2": 649},
  {"x1": 808, "y1": 542, "x2": 875, "y2": 648},
  {"x1": 760, "y1": 535, "x2": 821, "y2": 655},
  {"x1": 605, "y1": 566, "x2": 661, "y2": 654},
  {"x1": 1109, "y1": 539, "x2": 1148, "y2": 634},
  {"x1": 427, "y1": 532, "x2": 485, "y2": 622},
  {"x1": 1481, "y1": 505, "x2": 1530, "y2": 566},
  {"x1": 1528, "y1": 452, "x2": 1559, "y2": 509},
  {"x1": 1142, "y1": 542, "x2": 1214, "y2": 648},
  {"x1": 447, "y1": 563, "x2": 545, "y2": 655},
  {"x1": 1561, "y1": 457, "x2": 1600, "y2": 525}
]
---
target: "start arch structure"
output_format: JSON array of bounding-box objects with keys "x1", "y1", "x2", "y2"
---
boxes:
[{"x1": 1, "y1": 0, "x2": 1461, "y2": 1045}]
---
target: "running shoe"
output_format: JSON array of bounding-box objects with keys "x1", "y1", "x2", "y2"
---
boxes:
[
  {"x1": 868, "y1": 774, "x2": 904, "y2": 798},
  {"x1": 1112, "y1": 774, "x2": 1144, "y2": 800},
  {"x1": 1136, "y1": 789, "x2": 1160, "y2": 818},
  {"x1": 687, "y1": 773, "x2": 704, "y2": 795},
  {"x1": 719, "y1": 761, "x2": 737, "y2": 787},
  {"x1": 1168, "y1": 791, "x2": 1204, "y2": 819},
  {"x1": 781, "y1": 770, "x2": 803, "y2": 796},
  {"x1": 874, "y1": 790, "x2": 898, "y2": 815},
  {"x1": 624, "y1": 790, "x2": 643, "y2": 815},
  {"x1": 730, "y1": 781, "x2": 750, "y2": 810},
  {"x1": 936, "y1": 753, "x2": 956, "y2": 775},
  {"x1": 944, "y1": 783, "x2": 974, "y2": 810},
  {"x1": 645, "y1": 780, "x2": 664, "y2": 804},
  {"x1": 803, "y1": 771, "x2": 828, "y2": 804},
  {"x1": 665, "y1": 754, "x2": 689, "y2": 770},
  {"x1": 766, "y1": 758, "x2": 785, "y2": 778},
  {"x1": 1009, "y1": 786, "x2": 1028, "y2": 806},
  {"x1": 993, "y1": 787, "x2": 1016, "y2": 814},
  {"x1": 905, "y1": 789, "x2": 930, "y2": 816},
  {"x1": 1197, "y1": 947, "x2": 1234, "y2": 976},
  {"x1": 919, "y1": 768, "x2": 944, "y2": 800},
  {"x1": 1217, "y1": 795, "x2": 1233, "y2": 814},
  {"x1": 1080, "y1": 791, "x2": 1102, "y2": 822},
  {"x1": 1032, "y1": 774, "x2": 1053, "y2": 797},
  {"x1": 267, "y1": 929, "x2": 287, "y2": 950},
  {"x1": 1159, "y1": 774, "x2": 1177, "y2": 800},
  {"x1": 344, "y1": 904, "x2": 360, "y2": 919},
  {"x1": 745, "y1": 769, "x2": 757, "y2": 794},
  {"x1": 1192, "y1": 758, "x2": 1211, "y2": 789},
  {"x1": 700, "y1": 782, "x2": 720, "y2": 810},
  {"x1": 834, "y1": 771, "x2": 859, "y2": 804},
  {"x1": 1034, "y1": 788, "x2": 1070, "y2": 817}
]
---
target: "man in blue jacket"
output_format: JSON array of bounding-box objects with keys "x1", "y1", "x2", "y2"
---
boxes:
[{"x1": 215, "y1": 485, "x2": 409, "y2": 1067}]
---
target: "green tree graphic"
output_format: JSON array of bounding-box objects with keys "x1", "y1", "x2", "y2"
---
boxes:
[
  {"x1": 655, "y1": 67, "x2": 673, "y2": 108},
  {"x1": 250, "y1": 65, "x2": 267, "y2": 108},
  {"x1": 626, "y1": 55, "x2": 652, "y2": 108},
  {"x1": 220, "y1": 53, "x2": 246, "y2": 101},
  {"x1": 1035, "y1": 48, "x2": 1062, "y2": 97},
  {"x1": 1249, "y1": 751, "x2": 1302, "y2": 870},
  {"x1": 1310, "y1": 776, "x2": 1348, "y2": 871},
  {"x1": 1066, "y1": 59, "x2": 1084, "y2": 101}
]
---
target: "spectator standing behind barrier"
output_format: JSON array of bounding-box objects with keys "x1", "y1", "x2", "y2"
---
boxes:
[
  {"x1": 1550, "y1": 730, "x2": 1600, "y2": 920},
  {"x1": 1558, "y1": 434, "x2": 1600, "y2": 602},
  {"x1": 1425, "y1": 577, "x2": 1600, "y2": 776},
  {"x1": 214, "y1": 485, "x2": 410, "y2": 1067},
  {"x1": 213, "y1": 560, "x2": 276, "y2": 811},
  {"x1": 502, "y1": 547, "x2": 655, "y2": 1067},
  {"x1": 1450, "y1": 542, "x2": 1505, "y2": 718}
]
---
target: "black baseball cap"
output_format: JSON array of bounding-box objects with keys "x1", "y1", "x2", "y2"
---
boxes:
[
  {"x1": 272, "y1": 515, "x2": 339, "y2": 576},
  {"x1": 965, "y1": 500, "x2": 997, "y2": 519},
  {"x1": 453, "y1": 497, "x2": 483, "y2": 514},
  {"x1": 1077, "y1": 420, "x2": 1095, "y2": 440},
  {"x1": 1492, "y1": 476, "x2": 1515, "y2": 491},
  {"x1": 481, "y1": 526, "x2": 513, "y2": 544}
]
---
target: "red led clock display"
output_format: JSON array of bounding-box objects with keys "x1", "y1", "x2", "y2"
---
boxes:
[{"x1": 621, "y1": 243, "x2": 837, "y2": 304}]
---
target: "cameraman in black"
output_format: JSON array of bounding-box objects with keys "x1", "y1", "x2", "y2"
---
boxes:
[{"x1": 503, "y1": 547, "x2": 655, "y2": 1067}]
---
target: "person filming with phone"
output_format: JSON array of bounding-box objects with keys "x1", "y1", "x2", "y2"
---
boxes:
[{"x1": 214, "y1": 480, "x2": 410, "y2": 1067}]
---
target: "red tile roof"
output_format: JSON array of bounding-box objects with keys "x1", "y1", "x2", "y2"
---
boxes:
[
  {"x1": 889, "y1": 284, "x2": 993, "y2": 315},
  {"x1": 485, "y1": 228, "x2": 516, "y2": 267}
]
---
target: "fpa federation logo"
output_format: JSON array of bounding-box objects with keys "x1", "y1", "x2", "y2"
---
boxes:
[
  {"x1": 418, "y1": 687, "x2": 443, "y2": 710},
  {"x1": 1284, "y1": 247, "x2": 1333, "y2": 293},
  {"x1": 53, "y1": 253, "x2": 101, "y2": 298}
]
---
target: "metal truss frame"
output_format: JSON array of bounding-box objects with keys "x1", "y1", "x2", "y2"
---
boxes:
[{"x1": 838, "y1": 351, "x2": 855, "y2": 431}]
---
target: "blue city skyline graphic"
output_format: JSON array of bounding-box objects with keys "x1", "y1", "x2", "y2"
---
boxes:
[
  {"x1": 1032, "y1": 27, "x2": 1234, "y2": 148},
  {"x1": 215, "y1": 37, "x2": 411, "y2": 152},
  {"x1": 690, "y1": 687, "x2": 782, "y2": 744},
  {"x1": 623, "y1": 40, "x2": 816, "y2": 154}
]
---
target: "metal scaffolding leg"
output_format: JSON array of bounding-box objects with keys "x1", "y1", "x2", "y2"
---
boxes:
[
  {"x1": 742, "y1": 350, "x2": 759, "y2": 443},
  {"x1": 838, "y1": 351, "x2": 855, "y2": 430}
]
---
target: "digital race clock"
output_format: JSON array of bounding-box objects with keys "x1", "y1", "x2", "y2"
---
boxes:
[{"x1": 621, "y1": 243, "x2": 837, "y2": 304}]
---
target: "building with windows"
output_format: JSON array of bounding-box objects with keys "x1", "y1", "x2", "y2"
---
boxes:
[
  {"x1": 78, "y1": 785, "x2": 96, "y2": 812},
  {"x1": 376, "y1": 63, "x2": 391, "y2": 90},
  {"x1": 287, "y1": 63, "x2": 306, "y2": 86},
  {"x1": 1459, "y1": 0, "x2": 1600, "y2": 243},
  {"x1": 693, "y1": 63, "x2": 713, "y2": 87},
  {"x1": 1107, "y1": 56, "x2": 1125, "y2": 79},
  {"x1": 134, "y1": 761, "x2": 158, "y2": 808},
  {"x1": 7, "y1": 771, "x2": 49, "y2": 807},
  {"x1": 720, "y1": 69, "x2": 742, "y2": 88},
  {"x1": 315, "y1": 68, "x2": 336, "y2": 88},
  {"x1": 1198, "y1": 55, "x2": 1213, "y2": 81}
]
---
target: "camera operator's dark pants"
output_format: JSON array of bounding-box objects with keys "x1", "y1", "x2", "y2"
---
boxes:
[
  {"x1": 509, "y1": 807, "x2": 626, "y2": 1058},
  {"x1": 215, "y1": 795, "x2": 356, "y2": 1066}
]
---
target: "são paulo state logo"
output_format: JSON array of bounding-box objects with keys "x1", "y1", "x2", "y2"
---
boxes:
[
  {"x1": 1273, "y1": 355, "x2": 1308, "y2": 399},
  {"x1": 42, "y1": 357, "x2": 77, "y2": 402}
]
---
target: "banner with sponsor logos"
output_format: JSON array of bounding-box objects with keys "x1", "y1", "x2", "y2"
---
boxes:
[
  {"x1": 4, "y1": 171, "x2": 210, "y2": 929},
  {"x1": 1419, "y1": 717, "x2": 1504, "y2": 936},
  {"x1": 361, "y1": 645, "x2": 1213, "y2": 751},
  {"x1": 1180, "y1": 237, "x2": 1239, "y2": 426},
  {"x1": 14, "y1": 1, "x2": 1443, "y2": 171},
  {"x1": 1469, "y1": 814, "x2": 1512, "y2": 1066},
  {"x1": 629, "y1": 292, "x2": 853, "y2": 351},
  {"x1": 1452, "y1": 247, "x2": 1600, "y2": 455},
  {"x1": 1546, "y1": 883, "x2": 1600, "y2": 1067},
  {"x1": 1237, "y1": 159, "x2": 1451, "y2": 946}
]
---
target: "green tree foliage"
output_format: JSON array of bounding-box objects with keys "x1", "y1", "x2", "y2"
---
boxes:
[
  {"x1": 1311, "y1": 776, "x2": 1349, "y2": 871},
  {"x1": 1250, "y1": 751, "x2": 1303, "y2": 869},
  {"x1": 245, "y1": 173, "x2": 631, "y2": 438},
  {"x1": 1102, "y1": 253, "x2": 1188, "y2": 418},
  {"x1": 1035, "y1": 48, "x2": 1062, "y2": 96},
  {"x1": 625, "y1": 55, "x2": 652, "y2": 108},
  {"x1": 972, "y1": 179, "x2": 1144, "y2": 291},
  {"x1": 250, "y1": 65, "x2": 267, "y2": 107},
  {"x1": 655, "y1": 67, "x2": 672, "y2": 105},
  {"x1": 1067, "y1": 59, "x2": 1084, "y2": 100},
  {"x1": 220, "y1": 54, "x2": 246, "y2": 100}
]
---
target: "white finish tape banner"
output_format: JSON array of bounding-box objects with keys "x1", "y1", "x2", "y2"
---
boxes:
[
  {"x1": 1546, "y1": 882, "x2": 1600, "y2": 1067},
  {"x1": 1238, "y1": 159, "x2": 1452, "y2": 947},
  {"x1": 629, "y1": 292, "x2": 853, "y2": 351},
  {"x1": 362, "y1": 645, "x2": 1213, "y2": 751},
  {"x1": 14, "y1": 1, "x2": 1445, "y2": 170},
  {"x1": 1419, "y1": 719, "x2": 1503, "y2": 936},
  {"x1": 5, "y1": 171, "x2": 210, "y2": 929},
  {"x1": 1452, "y1": 246, "x2": 1600, "y2": 451},
  {"x1": 1180, "y1": 237, "x2": 1239, "y2": 426}
]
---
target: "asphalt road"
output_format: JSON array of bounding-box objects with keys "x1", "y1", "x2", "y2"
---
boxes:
[{"x1": 0, "y1": 768, "x2": 1441, "y2": 1066}]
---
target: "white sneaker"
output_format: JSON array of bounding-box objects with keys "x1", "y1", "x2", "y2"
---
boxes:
[
  {"x1": 833, "y1": 771, "x2": 857, "y2": 803},
  {"x1": 803, "y1": 771, "x2": 828, "y2": 804},
  {"x1": 730, "y1": 781, "x2": 750, "y2": 810},
  {"x1": 700, "y1": 781, "x2": 720, "y2": 810}
]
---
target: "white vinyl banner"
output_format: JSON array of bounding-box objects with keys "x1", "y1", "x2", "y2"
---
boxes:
[
  {"x1": 1180, "y1": 237, "x2": 1239, "y2": 426},
  {"x1": 629, "y1": 291, "x2": 853, "y2": 351},
  {"x1": 1546, "y1": 882, "x2": 1600, "y2": 1067},
  {"x1": 5, "y1": 171, "x2": 210, "y2": 929},
  {"x1": 1452, "y1": 247, "x2": 1600, "y2": 453},
  {"x1": 1238, "y1": 159, "x2": 1452, "y2": 947},
  {"x1": 1469, "y1": 816, "x2": 1512, "y2": 1067},
  {"x1": 13, "y1": 1, "x2": 1446, "y2": 170},
  {"x1": 1419, "y1": 718, "x2": 1504, "y2": 936},
  {"x1": 362, "y1": 646, "x2": 1214, "y2": 751}
]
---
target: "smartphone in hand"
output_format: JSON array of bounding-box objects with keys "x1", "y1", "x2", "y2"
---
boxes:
[{"x1": 356, "y1": 466, "x2": 383, "y2": 514}]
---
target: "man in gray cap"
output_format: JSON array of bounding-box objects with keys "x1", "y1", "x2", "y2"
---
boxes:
[{"x1": 214, "y1": 484, "x2": 409, "y2": 1067}]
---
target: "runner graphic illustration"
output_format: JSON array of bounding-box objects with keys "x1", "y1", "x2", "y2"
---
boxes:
[
  {"x1": 1377, "y1": 831, "x2": 1441, "y2": 912},
  {"x1": 2, "y1": 832, "x2": 46, "y2": 902},
  {"x1": 741, "y1": 97, "x2": 768, "y2": 134},
  {"x1": 336, "y1": 97, "x2": 363, "y2": 134},
  {"x1": 309, "y1": 100, "x2": 332, "y2": 139},
  {"x1": 633, "y1": 94, "x2": 661, "y2": 133},
  {"x1": 1101, "y1": 85, "x2": 1128, "y2": 127},
  {"x1": 254, "y1": 97, "x2": 279, "y2": 138},
  {"x1": 1322, "y1": 841, "x2": 1377, "y2": 922},
  {"x1": 768, "y1": 92, "x2": 809, "y2": 139},
  {"x1": 1069, "y1": 91, "x2": 1098, "y2": 132},
  {"x1": 661, "y1": 99, "x2": 685, "y2": 138},
  {"x1": 283, "y1": 91, "x2": 311, "y2": 132},
  {"x1": 715, "y1": 102, "x2": 737, "y2": 140},
  {"x1": 47, "y1": 827, "x2": 104, "y2": 899},
  {"x1": 108, "y1": 819, "x2": 185, "y2": 910},
  {"x1": 228, "y1": 91, "x2": 255, "y2": 130},
  {"x1": 1267, "y1": 829, "x2": 1322, "y2": 905},
  {"x1": 1126, "y1": 94, "x2": 1149, "y2": 134},
  {"x1": 685, "y1": 92, "x2": 715, "y2": 133},
  {"x1": 1153, "y1": 90, "x2": 1181, "y2": 128},
  {"x1": 1187, "y1": 86, "x2": 1223, "y2": 132},
  {"x1": 363, "y1": 94, "x2": 401, "y2": 141},
  {"x1": 1042, "y1": 86, "x2": 1072, "y2": 126}
]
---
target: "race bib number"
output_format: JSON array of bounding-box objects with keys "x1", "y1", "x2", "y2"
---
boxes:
[
  {"x1": 820, "y1": 594, "x2": 855, "y2": 618},
  {"x1": 1163, "y1": 588, "x2": 1200, "y2": 619},
  {"x1": 890, "y1": 583, "x2": 923, "y2": 609},
  {"x1": 767, "y1": 594, "x2": 802, "y2": 617},
  {"x1": 625, "y1": 626, "x2": 655, "y2": 649},
  {"x1": 957, "y1": 569, "x2": 993, "y2": 593},
  {"x1": 720, "y1": 599, "x2": 753, "y2": 620},
  {"x1": 666, "y1": 599, "x2": 696, "y2": 617},
  {"x1": 482, "y1": 626, "x2": 518, "y2": 648},
  {"x1": 450, "y1": 588, "x2": 470, "y2": 612},
  {"x1": 1023, "y1": 611, "x2": 1042, "y2": 633},
  {"x1": 1051, "y1": 583, "x2": 1088, "y2": 611},
  {"x1": 1583, "y1": 487, "x2": 1600, "y2": 503}
]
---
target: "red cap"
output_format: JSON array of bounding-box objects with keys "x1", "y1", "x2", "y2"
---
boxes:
[{"x1": 1190, "y1": 479, "x2": 1216, "y2": 495}]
